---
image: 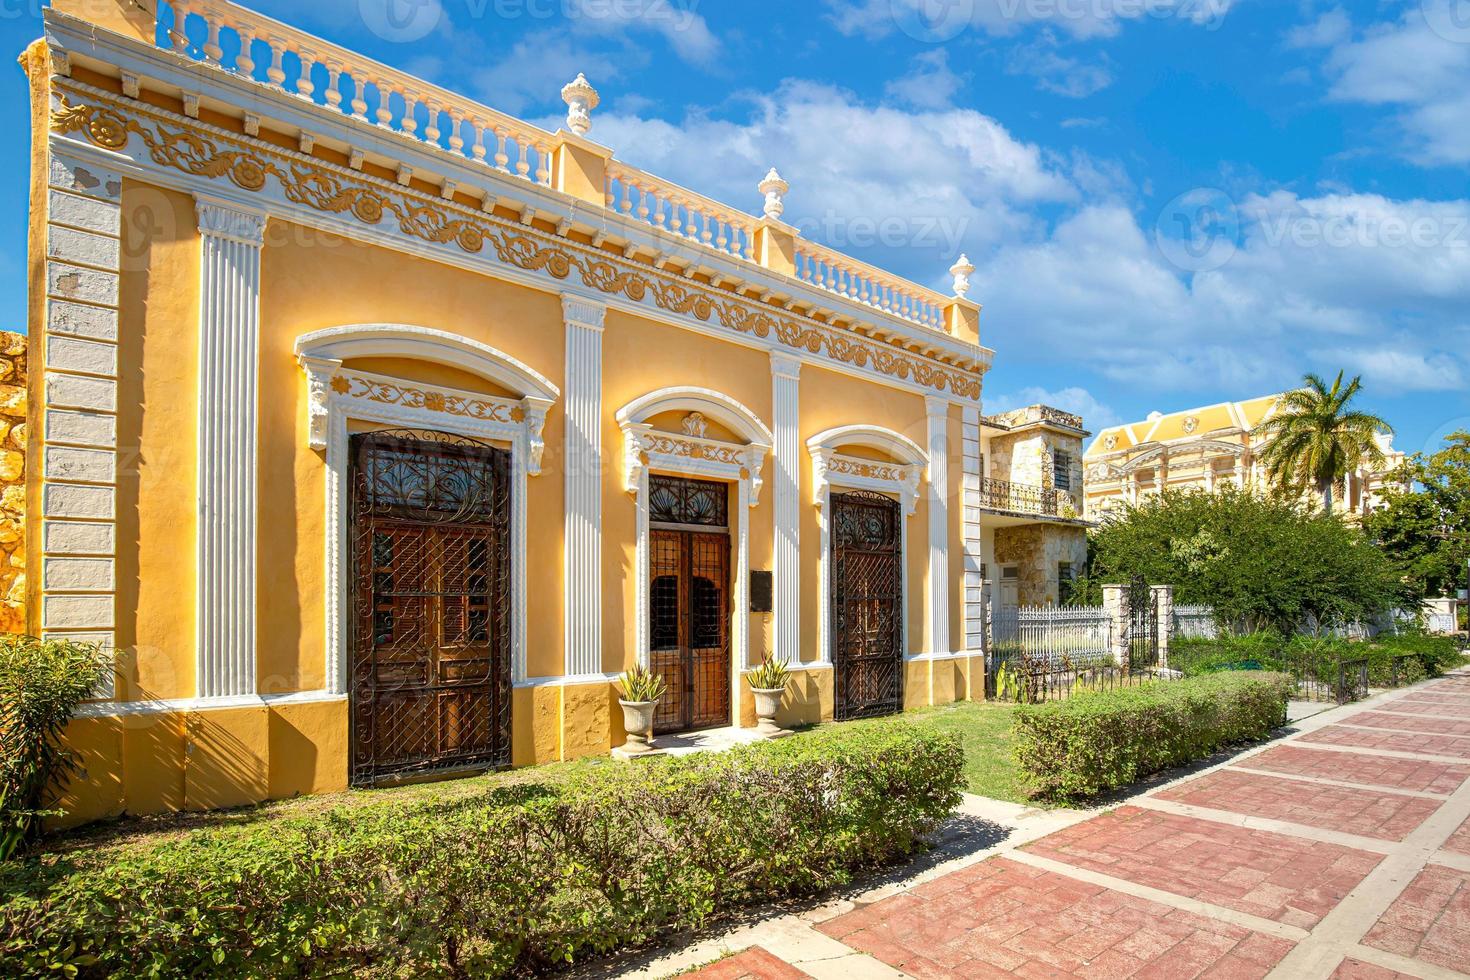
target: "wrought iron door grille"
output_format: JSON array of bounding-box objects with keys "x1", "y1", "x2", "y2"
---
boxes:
[
  {"x1": 349, "y1": 430, "x2": 512, "y2": 785},
  {"x1": 649, "y1": 473, "x2": 729, "y2": 527},
  {"x1": 832, "y1": 490, "x2": 904, "y2": 721}
]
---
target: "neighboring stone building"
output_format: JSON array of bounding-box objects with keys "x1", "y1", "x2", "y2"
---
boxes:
[
  {"x1": 0, "y1": 332, "x2": 25, "y2": 634},
  {"x1": 976, "y1": 406, "x2": 1091, "y2": 611},
  {"x1": 1084, "y1": 395, "x2": 1406, "y2": 520}
]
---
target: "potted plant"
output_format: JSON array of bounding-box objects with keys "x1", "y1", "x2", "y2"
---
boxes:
[
  {"x1": 614, "y1": 663, "x2": 667, "y2": 758},
  {"x1": 745, "y1": 656, "x2": 793, "y2": 738}
]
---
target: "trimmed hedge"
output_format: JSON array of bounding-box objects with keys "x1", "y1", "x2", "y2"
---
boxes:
[
  {"x1": 0, "y1": 723, "x2": 962, "y2": 978},
  {"x1": 1172, "y1": 631, "x2": 1465, "y2": 690},
  {"x1": 1014, "y1": 671, "x2": 1292, "y2": 800}
]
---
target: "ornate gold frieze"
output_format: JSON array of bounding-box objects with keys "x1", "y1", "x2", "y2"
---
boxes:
[
  {"x1": 828, "y1": 456, "x2": 904, "y2": 483},
  {"x1": 51, "y1": 90, "x2": 981, "y2": 399}
]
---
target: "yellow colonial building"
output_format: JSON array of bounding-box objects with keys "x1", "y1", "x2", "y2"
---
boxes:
[
  {"x1": 1084, "y1": 395, "x2": 1405, "y2": 520},
  {"x1": 21, "y1": 0, "x2": 1088, "y2": 822}
]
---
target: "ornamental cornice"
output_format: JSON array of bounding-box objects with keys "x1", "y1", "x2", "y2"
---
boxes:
[
  {"x1": 810, "y1": 447, "x2": 923, "y2": 517},
  {"x1": 49, "y1": 84, "x2": 982, "y2": 400},
  {"x1": 620, "y1": 421, "x2": 768, "y2": 503}
]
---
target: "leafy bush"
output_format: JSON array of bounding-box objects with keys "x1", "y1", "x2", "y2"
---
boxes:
[
  {"x1": 1013, "y1": 672, "x2": 1292, "y2": 800},
  {"x1": 0, "y1": 636, "x2": 108, "y2": 859},
  {"x1": 0, "y1": 723, "x2": 962, "y2": 978},
  {"x1": 1079, "y1": 487, "x2": 1411, "y2": 632}
]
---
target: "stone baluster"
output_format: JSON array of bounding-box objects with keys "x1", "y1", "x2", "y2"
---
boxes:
[
  {"x1": 323, "y1": 62, "x2": 344, "y2": 110},
  {"x1": 401, "y1": 94, "x2": 419, "y2": 137},
  {"x1": 236, "y1": 29, "x2": 257, "y2": 76},
  {"x1": 295, "y1": 49, "x2": 316, "y2": 99},
  {"x1": 423, "y1": 101, "x2": 442, "y2": 144},
  {"x1": 265, "y1": 35, "x2": 286, "y2": 88}
]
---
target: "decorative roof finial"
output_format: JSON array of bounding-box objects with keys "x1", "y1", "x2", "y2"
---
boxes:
[
  {"x1": 758, "y1": 167, "x2": 788, "y2": 221},
  {"x1": 560, "y1": 73, "x2": 599, "y2": 137},
  {"x1": 949, "y1": 254, "x2": 975, "y2": 299}
]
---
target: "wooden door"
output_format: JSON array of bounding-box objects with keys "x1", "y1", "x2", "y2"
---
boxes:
[
  {"x1": 831, "y1": 490, "x2": 904, "y2": 720},
  {"x1": 647, "y1": 475, "x2": 731, "y2": 734},
  {"x1": 348, "y1": 431, "x2": 512, "y2": 785}
]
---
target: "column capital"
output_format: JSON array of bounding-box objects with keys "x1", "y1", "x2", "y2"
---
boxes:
[
  {"x1": 770, "y1": 352, "x2": 802, "y2": 381},
  {"x1": 925, "y1": 394, "x2": 952, "y2": 418},
  {"x1": 561, "y1": 292, "x2": 607, "y2": 331},
  {"x1": 194, "y1": 196, "x2": 266, "y2": 247}
]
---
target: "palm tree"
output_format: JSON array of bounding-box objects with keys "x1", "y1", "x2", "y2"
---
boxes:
[{"x1": 1253, "y1": 371, "x2": 1394, "y2": 513}]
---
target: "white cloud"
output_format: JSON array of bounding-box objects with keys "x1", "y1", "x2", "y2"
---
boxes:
[
  {"x1": 471, "y1": 31, "x2": 627, "y2": 114},
  {"x1": 826, "y1": 0, "x2": 1237, "y2": 42},
  {"x1": 1006, "y1": 33, "x2": 1114, "y2": 97},
  {"x1": 591, "y1": 79, "x2": 1076, "y2": 275},
  {"x1": 1312, "y1": 1, "x2": 1470, "y2": 166},
  {"x1": 1284, "y1": 8, "x2": 1350, "y2": 49},
  {"x1": 884, "y1": 50, "x2": 967, "y2": 109},
  {"x1": 1326, "y1": 348, "x2": 1466, "y2": 392},
  {"x1": 988, "y1": 386, "x2": 1123, "y2": 428}
]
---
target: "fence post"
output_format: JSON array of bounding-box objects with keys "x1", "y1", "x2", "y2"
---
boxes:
[
  {"x1": 1152, "y1": 584, "x2": 1174, "y2": 670},
  {"x1": 1102, "y1": 584, "x2": 1128, "y2": 667}
]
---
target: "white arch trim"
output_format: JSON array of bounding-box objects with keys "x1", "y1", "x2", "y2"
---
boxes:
[
  {"x1": 806, "y1": 424, "x2": 928, "y2": 467},
  {"x1": 295, "y1": 325, "x2": 560, "y2": 692},
  {"x1": 295, "y1": 324, "x2": 560, "y2": 402},
  {"x1": 807, "y1": 424, "x2": 928, "y2": 667},
  {"x1": 616, "y1": 386, "x2": 775, "y2": 446}
]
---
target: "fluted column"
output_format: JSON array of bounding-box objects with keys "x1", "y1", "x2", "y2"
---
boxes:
[
  {"x1": 195, "y1": 198, "x2": 266, "y2": 699},
  {"x1": 771, "y1": 353, "x2": 801, "y2": 664},
  {"x1": 563, "y1": 294, "x2": 606, "y2": 677},
  {"x1": 925, "y1": 396, "x2": 950, "y2": 656}
]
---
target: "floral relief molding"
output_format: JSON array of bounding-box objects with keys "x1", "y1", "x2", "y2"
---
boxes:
[{"x1": 50, "y1": 89, "x2": 981, "y2": 400}]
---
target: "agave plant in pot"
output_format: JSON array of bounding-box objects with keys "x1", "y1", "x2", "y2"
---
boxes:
[
  {"x1": 745, "y1": 656, "x2": 793, "y2": 739},
  {"x1": 614, "y1": 663, "x2": 667, "y2": 758}
]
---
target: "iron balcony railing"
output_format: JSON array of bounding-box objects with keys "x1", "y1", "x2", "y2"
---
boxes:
[{"x1": 977, "y1": 478, "x2": 1063, "y2": 517}]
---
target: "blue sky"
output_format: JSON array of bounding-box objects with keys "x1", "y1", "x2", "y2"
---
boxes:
[{"x1": 2, "y1": 0, "x2": 1467, "y2": 455}]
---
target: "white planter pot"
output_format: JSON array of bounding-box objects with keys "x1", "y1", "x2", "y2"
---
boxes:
[
  {"x1": 750, "y1": 686, "x2": 790, "y2": 738},
  {"x1": 618, "y1": 700, "x2": 657, "y2": 755}
]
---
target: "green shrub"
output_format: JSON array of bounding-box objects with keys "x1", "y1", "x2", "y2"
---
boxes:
[
  {"x1": 1013, "y1": 672, "x2": 1292, "y2": 800},
  {"x1": 1170, "y1": 631, "x2": 1466, "y2": 692},
  {"x1": 0, "y1": 723, "x2": 962, "y2": 978},
  {"x1": 0, "y1": 636, "x2": 109, "y2": 859}
]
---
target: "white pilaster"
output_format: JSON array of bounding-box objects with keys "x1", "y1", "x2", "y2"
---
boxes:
[
  {"x1": 925, "y1": 396, "x2": 950, "y2": 656},
  {"x1": 562, "y1": 294, "x2": 606, "y2": 678},
  {"x1": 961, "y1": 406, "x2": 984, "y2": 655},
  {"x1": 195, "y1": 198, "x2": 266, "y2": 700},
  {"x1": 771, "y1": 353, "x2": 801, "y2": 664}
]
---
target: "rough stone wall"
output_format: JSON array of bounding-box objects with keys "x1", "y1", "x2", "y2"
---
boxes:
[
  {"x1": 994, "y1": 524, "x2": 1089, "y2": 606},
  {"x1": 0, "y1": 332, "x2": 25, "y2": 633},
  {"x1": 989, "y1": 429, "x2": 1086, "y2": 516}
]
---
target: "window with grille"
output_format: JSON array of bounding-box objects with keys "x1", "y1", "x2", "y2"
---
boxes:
[
  {"x1": 1058, "y1": 562, "x2": 1076, "y2": 604},
  {"x1": 1053, "y1": 450, "x2": 1073, "y2": 491}
]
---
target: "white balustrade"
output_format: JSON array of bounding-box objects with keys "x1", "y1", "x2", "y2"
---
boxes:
[
  {"x1": 794, "y1": 242, "x2": 948, "y2": 331},
  {"x1": 159, "y1": 1, "x2": 556, "y2": 187},
  {"x1": 603, "y1": 163, "x2": 756, "y2": 261}
]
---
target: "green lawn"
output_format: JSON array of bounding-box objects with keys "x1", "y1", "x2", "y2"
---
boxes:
[{"x1": 833, "y1": 700, "x2": 1028, "y2": 803}]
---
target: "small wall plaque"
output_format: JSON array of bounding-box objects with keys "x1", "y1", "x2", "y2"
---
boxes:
[{"x1": 750, "y1": 570, "x2": 773, "y2": 613}]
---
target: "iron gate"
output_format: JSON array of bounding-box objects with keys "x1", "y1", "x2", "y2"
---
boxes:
[
  {"x1": 348, "y1": 430, "x2": 513, "y2": 785},
  {"x1": 831, "y1": 490, "x2": 904, "y2": 720},
  {"x1": 647, "y1": 475, "x2": 731, "y2": 734},
  {"x1": 1126, "y1": 575, "x2": 1159, "y2": 669}
]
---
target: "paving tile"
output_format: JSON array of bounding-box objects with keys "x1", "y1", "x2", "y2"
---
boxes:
[
  {"x1": 1156, "y1": 769, "x2": 1443, "y2": 842},
  {"x1": 817, "y1": 856, "x2": 1293, "y2": 979},
  {"x1": 1328, "y1": 958, "x2": 1417, "y2": 979},
  {"x1": 1361, "y1": 864, "x2": 1470, "y2": 974},
  {"x1": 1348, "y1": 712, "x2": 1470, "y2": 737},
  {"x1": 1022, "y1": 806, "x2": 1382, "y2": 927},
  {"x1": 1242, "y1": 744, "x2": 1470, "y2": 795},
  {"x1": 1380, "y1": 698, "x2": 1470, "y2": 719},
  {"x1": 1444, "y1": 813, "x2": 1470, "y2": 857},
  {"x1": 1300, "y1": 725, "x2": 1470, "y2": 760},
  {"x1": 678, "y1": 946, "x2": 813, "y2": 980}
]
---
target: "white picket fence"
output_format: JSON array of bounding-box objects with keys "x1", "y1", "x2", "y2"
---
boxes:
[
  {"x1": 1172, "y1": 604, "x2": 1219, "y2": 639},
  {"x1": 992, "y1": 605, "x2": 1113, "y2": 666}
]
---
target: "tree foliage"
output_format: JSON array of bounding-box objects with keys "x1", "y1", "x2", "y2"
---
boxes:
[
  {"x1": 1253, "y1": 371, "x2": 1393, "y2": 512},
  {"x1": 1076, "y1": 487, "x2": 1409, "y2": 632},
  {"x1": 1366, "y1": 431, "x2": 1470, "y2": 598}
]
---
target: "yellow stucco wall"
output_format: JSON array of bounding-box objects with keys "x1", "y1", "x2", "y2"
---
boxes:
[{"x1": 50, "y1": 168, "x2": 984, "y2": 820}]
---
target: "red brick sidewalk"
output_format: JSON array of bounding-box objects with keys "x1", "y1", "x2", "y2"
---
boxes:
[{"x1": 679, "y1": 674, "x2": 1470, "y2": 980}]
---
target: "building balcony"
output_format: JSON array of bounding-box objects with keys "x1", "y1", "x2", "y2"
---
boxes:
[{"x1": 977, "y1": 478, "x2": 1086, "y2": 522}]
